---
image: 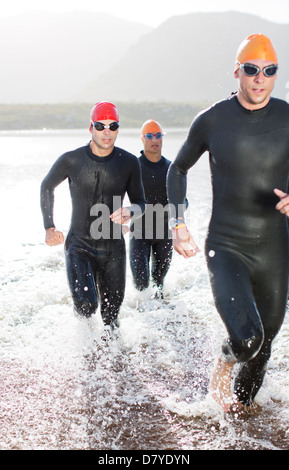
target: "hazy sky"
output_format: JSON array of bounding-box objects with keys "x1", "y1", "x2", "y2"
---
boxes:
[{"x1": 1, "y1": 0, "x2": 289, "y2": 26}]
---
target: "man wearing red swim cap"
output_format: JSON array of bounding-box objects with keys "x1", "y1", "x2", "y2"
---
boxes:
[
  {"x1": 168, "y1": 34, "x2": 289, "y2": 412},
  {"x1": 41, "y1": 102, "x2": 145, "y2": 332}
]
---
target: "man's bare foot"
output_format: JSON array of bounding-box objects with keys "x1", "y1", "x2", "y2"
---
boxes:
[{"x1": 209, "y1": 357, "x2": 239, "y2": 412}]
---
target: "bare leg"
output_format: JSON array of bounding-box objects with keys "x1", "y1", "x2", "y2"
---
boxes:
[{"x1": 209, "y1": 357, "x2": 240, "y2": 412}]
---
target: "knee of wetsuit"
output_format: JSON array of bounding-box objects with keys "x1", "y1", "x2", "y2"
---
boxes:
[
  {"x1": 222, "y1": 334, "x2": 264, "y2": 363},
  {"x1": 73, "y1": 300, "x2": 98, "y2": 318}
]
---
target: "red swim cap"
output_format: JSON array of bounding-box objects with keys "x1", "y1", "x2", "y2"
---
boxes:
[
  {"x1": 90, "y1": 102, "x2": 119, "y2": 123},
  {"x1": 236, "y1": 34, "x2": 278, "y2": 64}
]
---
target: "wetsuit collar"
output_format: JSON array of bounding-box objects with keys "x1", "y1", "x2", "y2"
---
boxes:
[
  {"x1": 86, "y1": 142, "x2": 116, "y2": 162},
  {"x1": 140, "y1": 150, "x2": 165, "y2": 167},
  {"x1": 233, "y1": 94, "x2": 272, "y2": 114}
]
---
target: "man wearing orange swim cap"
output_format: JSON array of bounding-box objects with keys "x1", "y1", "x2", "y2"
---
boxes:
[
  {"x1": 168, "y1": 34, "x2": 289, "y2": 412},
  {"x1": 129, "y1": 120, "x2": 173, "y2": 299},
  {"x1": 41, "y1": 101, "x2": 145, "y2": 332},
  {"x1": 234, "y1": 34, "x2": 278, "y2": 110}
]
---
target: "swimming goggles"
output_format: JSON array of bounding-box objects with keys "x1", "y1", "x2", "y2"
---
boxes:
[
  {"x1": 237, "y1": 62, "x2": 278, "y2": 77},
  {"x1": 93, "y1": 121, "x2": 119, "y2": 131},
  {"x1": 143, "y1": 132, "x2": 163, "y2": 140}
]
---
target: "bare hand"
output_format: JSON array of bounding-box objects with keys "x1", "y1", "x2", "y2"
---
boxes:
[
  {"x1": 110, "y1": 207, "x2": 132, "y2": 225},
  {"x1": 172, "y1": 225, "x2": 200, "y2": 258},
  {"x1": 45, "y1": 228, "x2": 65, "y2": 246},
  {"x1": 274, "y1": 188, "x2": 289, "y2": 217}
]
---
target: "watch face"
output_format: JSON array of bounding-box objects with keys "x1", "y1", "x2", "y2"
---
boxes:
[{"x1": 168, "y1": 219, "x2": 177, "y2": 230}]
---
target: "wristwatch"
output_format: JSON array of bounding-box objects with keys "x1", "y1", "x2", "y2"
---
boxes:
[{"x1": 168, "y1": 218, "x2": 185, "y2": 230}]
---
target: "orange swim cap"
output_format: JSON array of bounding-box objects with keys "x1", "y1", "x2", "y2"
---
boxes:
[
  {"x1": 141, "y1": 120, "x2": 162, "y2": 135},
  {"x1": 236, "y1": 34, "x2": 278, "y2": 65}
]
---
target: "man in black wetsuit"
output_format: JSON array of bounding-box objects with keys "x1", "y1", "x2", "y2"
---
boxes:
[
  {"x1": 167, "y1": 34, "x2": 289, "y2": 411},
  {"x1": 41, "y1": 102, "x2": 145, "y2": 329},
  {"x1": 129, "y1": 120, "x2": 173, "y2": 298}
]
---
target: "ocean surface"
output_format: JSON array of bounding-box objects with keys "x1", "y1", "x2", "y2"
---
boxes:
[{"x1": 0, "y1": 128, "x2": 289, "y2": 451}]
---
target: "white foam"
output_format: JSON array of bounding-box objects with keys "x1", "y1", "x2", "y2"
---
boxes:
[{"x1": 1, "y1": 129, "x2": 288, "y2": 450}]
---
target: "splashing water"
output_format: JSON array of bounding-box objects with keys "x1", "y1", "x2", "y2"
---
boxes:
[{"x1": 0, "y1": 129, "x2": 288, "y2": 450}]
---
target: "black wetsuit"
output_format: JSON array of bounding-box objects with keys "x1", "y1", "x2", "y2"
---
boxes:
[
  {"x1": 41, "y1": 143, "x2": 145, "y2": 325},
  {"x1": 167, "y1": 96, "x2": 289, "y2": 405},
  {"x1": 129, "y1": 151, "x2": 173, "y2": 293}
]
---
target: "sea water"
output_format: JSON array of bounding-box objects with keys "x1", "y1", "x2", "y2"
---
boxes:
[{"x1": 0, "y1": 128, "x2": 289, "y2": 450}]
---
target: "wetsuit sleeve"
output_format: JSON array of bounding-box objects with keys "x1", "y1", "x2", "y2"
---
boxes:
[
  {"x1": 40, "y1": 153, "x2": 71, "y2": 229},
  {"x1": 167, "y1": 112, "x2": 208, "y2": 218},
  {"x1": 126, "y1": 158, "x2": 146, "y2": 220}
]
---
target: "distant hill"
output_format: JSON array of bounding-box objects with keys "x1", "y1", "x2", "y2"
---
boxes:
[
  {"x1": 0, "y1": 102, "x2": 203, "y2": 130},
  {"x1": 78, "y1": 11, "x2": 289, "y2": 104},
  {"x1": 0, "y1": 11, "x2": 151, "y2": 103},
  {"x1": 1, "y1": 10, "x2": 288, "y2": 106}
]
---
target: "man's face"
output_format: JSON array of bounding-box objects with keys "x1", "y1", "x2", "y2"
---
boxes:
[
  {"x1": 90, "y1": 120, "x2": 119, "y2": 154},
  {"x1": 142, "y1": 132, "x2": 163, "y2": 155},
  {"x1": 235, "y1": 59, "x2": 277, "y2": 110}
]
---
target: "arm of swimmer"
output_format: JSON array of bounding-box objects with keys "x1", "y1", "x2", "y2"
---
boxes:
[
  {"x1": 45, "y1": 228, "x2": 65, "y2": 246},
  {"x1": 110, "y1": 206, "x2": 132, "y2": 225},
  {"x1": 172, "y1": 225, "x2": 200, "y2": 258},
  {"x1": 274, "y1": 188, "x2": 289, "y2": 217},
  {"x1": 40, "y1": 152, "x2": 72, "y2": 246}
]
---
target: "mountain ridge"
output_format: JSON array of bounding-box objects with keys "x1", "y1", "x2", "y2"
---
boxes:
[
  {"x1": 78, "y1": 11, "x2": 289, "y2": 104},
  {"x1": 0, "y1": 10, "x2": 152, "y2": 103},
  {"x1": 1, "y1": 10, "x2": 288, "y2": 104}
]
